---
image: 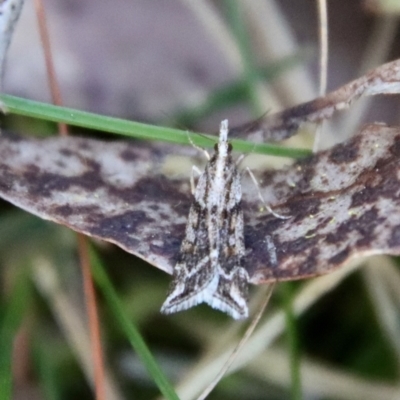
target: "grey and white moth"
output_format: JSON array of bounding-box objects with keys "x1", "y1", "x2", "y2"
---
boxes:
[{"x1": 161, "y1": 120, "x2": 249, "y2": 319}]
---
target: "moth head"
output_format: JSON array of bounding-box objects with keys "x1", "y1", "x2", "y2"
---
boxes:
[{"x1": 213, "y1": 142, "x2": 232, "y2": 150}]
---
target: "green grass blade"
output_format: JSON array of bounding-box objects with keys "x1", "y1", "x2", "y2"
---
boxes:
[
  {"x1": 0, "y1": 269, "x2": 31, "y2": 400},
  {"x1": 88, "y1": 246, "x2": 180, "y2": 400},
  {"x1": 1, "y1": 93, "x2": 191, "y2": 144},
  {"x1": 0, "y1": 94, "x2": 311, "y2": 158},
  {"x1": 280, "y1": 283, "x2": 303, "y2": 400},
  {"x1": 33, "y1": 336, "x2": 62, "y2": 400}
]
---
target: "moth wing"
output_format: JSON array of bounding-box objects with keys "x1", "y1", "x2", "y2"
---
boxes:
[{"x1": 161, "y1": 204, "x2": 218, "y2": 314}]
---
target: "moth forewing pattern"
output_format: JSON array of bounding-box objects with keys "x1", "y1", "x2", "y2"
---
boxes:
[{"x1": 161, "y1": 120, "x2": 249, "y2": 319}]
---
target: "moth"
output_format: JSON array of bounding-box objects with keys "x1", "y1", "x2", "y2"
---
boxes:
[{"x1": 160, "y1": 120, "x2": 249, "y2": 319}]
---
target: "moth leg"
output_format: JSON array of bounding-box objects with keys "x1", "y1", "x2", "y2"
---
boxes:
[
  {"x1": 246, "y1": 167, "x2": 290, "y2": 219},
  {"x1": 235, "y1": 140, "x2": 258, "y2": 167},
  {"x1": 235, "y1": 153, "x2": 245, "y2": 166},
  {"x1": 190, "y1": 165, "x2": 202, "y2": 194}
]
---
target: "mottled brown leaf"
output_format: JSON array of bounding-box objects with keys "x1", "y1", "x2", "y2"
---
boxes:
[
  {"x1": 0, "y1": 124, "x2": 400, "y2": 284},
  {"x1": 230, "y1": 58, "x2": 400, "y2": 142}
]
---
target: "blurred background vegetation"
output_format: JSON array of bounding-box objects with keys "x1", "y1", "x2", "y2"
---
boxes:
[{"x1": 1, "y1": 1, "x2": 400, "y2": 399}]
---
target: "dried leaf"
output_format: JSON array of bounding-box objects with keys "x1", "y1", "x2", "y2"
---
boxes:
[
  {"x1": 0, "y1": 124, "x2": 399, "y2": 283},
  {"x1": 230, "y1": 58, "x2": 400, "y2": 142}
]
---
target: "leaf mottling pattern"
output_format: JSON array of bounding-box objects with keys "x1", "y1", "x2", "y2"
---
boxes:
[
  {"x1": 0, "y1": 124, "x2": 400, "y2": 284},
  {"x1": 247, "y1": 124, "x2": 400, "y2": 283}
]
